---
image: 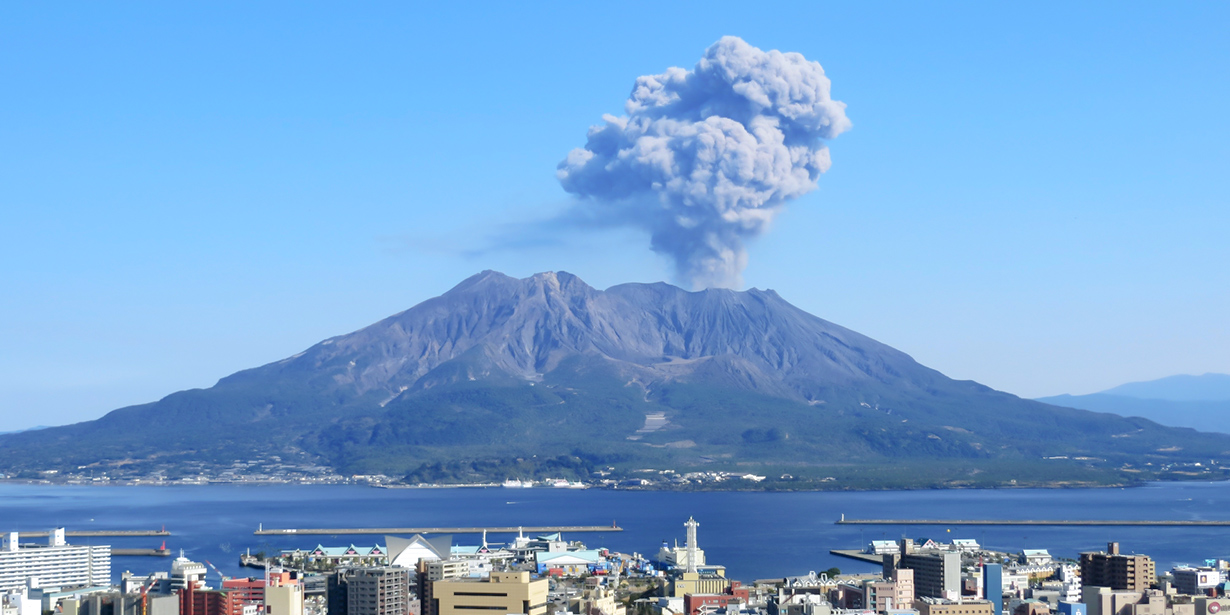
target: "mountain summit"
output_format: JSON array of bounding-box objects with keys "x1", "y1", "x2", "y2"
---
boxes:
[{"x1": 4, "y1": 271, "x2": 1228, "y2": 488}]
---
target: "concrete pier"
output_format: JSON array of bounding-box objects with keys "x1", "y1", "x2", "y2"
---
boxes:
[
  {"x1": 836, "y1": 518, "x2": 1230, "y2": 526},
  {"x1": 18, "y1": 530, "x2": 171, "y2": 537},
  {"x1": 112, "y1": 548, "x2": 172, "y2": 556},
  {"x1": 254, "y1": 525, "x2": 622, "y2": 535},
  {"x1": 830, "y1": 549, "x2": 887, "y2": 564}
]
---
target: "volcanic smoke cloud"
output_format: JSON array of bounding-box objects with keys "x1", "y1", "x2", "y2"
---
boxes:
[{"x1": 557, "y1": 36, "x2": 851, "y2": 289}]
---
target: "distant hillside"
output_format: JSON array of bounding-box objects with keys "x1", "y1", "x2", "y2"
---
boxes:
[
  {"x1": 1102, "y1": 374, "x2": 1230, "y2": 402},
  {"x1": 1038, "y1": 374, "x2": 1230, "y2": 433},
  {"x1": 3, "y1": 271, "x2": 1230, "y2": 489}
]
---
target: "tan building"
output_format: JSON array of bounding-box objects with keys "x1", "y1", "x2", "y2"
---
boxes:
[
  {"x1": 432, "y1": 571, "x2": 547, "y2": 615},
  {"x1": 1080, "y1": 543, "x2": 1156, "y2": 592},
  {"x1": 863, "y1": 569, "x2": 915, "y2": 614},
  {"x1": 914, "y1": 599, "x2": 995, "y2": 615},
  {"x1": 672, "y1": 570, "x2": 731, "y2": 598},
  {"x1": 572, "y1": 580, "x2": 626, "y2": 615}
]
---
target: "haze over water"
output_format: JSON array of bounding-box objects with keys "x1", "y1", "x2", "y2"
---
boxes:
[{"x1": 4, "y1": 482, "x2": 1230, "y2": 583}]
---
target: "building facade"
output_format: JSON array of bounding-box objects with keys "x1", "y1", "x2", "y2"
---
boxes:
[
  {"x1": 0, "y1": 531, "x2": 110, "y2": 591},
  {"x1": 1079, "y1": 543, "x2": 1156, "y2": 592},
  {"x1": 347, "y1": 567, "x2": 410, "y2": 615},
  {"x1": 430, "y1": 571, "x2": 547, "y2": 615},
  {"x1": 899, "y1": 552, "x2": 960, "y2": 600}
]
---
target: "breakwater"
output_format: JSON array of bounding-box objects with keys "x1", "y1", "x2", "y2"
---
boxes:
[
  {"x1": 112, "y1": 548, "x2": 171, "y2": 556},
  {"x1": 254, "y1": 525, "x2": 622, "y2": 535},
  {"x1": 836, "y1": 518, "x2": 1230, "y2": 526},
  {"x1": 18, "y1": 530, "x2": 170, "y2": 537}
]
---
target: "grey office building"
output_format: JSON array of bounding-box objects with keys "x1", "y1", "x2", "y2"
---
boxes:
[{"x1": 899, "y1": 552, "x2": 960, "y2": 599}]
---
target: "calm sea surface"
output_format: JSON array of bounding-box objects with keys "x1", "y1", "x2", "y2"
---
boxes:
[{"x1": 3, "y1": 482, "x2": 1230, "y2": 584}]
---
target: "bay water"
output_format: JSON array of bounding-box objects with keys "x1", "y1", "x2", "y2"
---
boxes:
[{"x1": 3, "y1": 481, "x2": 1230, "y2": 583}]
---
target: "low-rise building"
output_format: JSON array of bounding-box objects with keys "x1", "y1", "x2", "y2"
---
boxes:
[
  {"x1": 1172, "y1": 568, "x2": 1219, "y2": 597},
  {"x1": 429, "y1": 571, "x2": 547, "y2": 615},
  {"x1": 913, "y1": 599, "x2": 995, "y2": 615}
]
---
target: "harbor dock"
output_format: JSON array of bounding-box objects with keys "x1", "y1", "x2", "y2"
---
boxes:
[{"x1": 254, "y1": 525, "x2": 623, "y2": 535}]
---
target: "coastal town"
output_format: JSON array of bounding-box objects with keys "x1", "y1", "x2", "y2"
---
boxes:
[{"x1": 3, "y1": 518, "x2": 1228, "y2": 615}]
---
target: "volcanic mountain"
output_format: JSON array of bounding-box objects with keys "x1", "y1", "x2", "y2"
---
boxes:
[{"x1": 4, "y1": 271, "x2": 1228, "y2": 488}]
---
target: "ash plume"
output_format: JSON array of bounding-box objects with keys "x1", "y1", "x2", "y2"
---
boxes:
[{"x1": 557, "y1": 36, "x2": 850, "y2": 289}]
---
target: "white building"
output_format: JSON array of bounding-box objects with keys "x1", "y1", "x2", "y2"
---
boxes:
[
  {"x1": 0, "y1": 531, "x2": 110, "y2": 592},
  {"x1": 1172, "y1": 567, "x2": 1219, "y2": 596}
]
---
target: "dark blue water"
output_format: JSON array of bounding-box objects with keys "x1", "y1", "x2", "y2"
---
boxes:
[{"x1": 3, "y1": 482, "x2": 1230, "y2": 584}]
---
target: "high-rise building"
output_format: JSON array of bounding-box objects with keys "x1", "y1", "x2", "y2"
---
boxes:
[
  {"x1": 417, "y1": 560, "x2": 468, "y2": 615},
  {"x1": 899, "y1": 551, "x2": 960, "y2": 600},
  {"x1": 0, "y1": 530, "x2": 110, "y2": 591},
  {"x1": 347, "y1": 567, "x2": 410, "y2": 615},
  {"x1": 983, "y1": 564, "x2": 1003, "y2": 615},
  {"x1": 326, "y1": 569, "x2": 355, "y2": 615},
  {"x1": 1079, "y1": 543, "x2": 1155, "y2": 592}
]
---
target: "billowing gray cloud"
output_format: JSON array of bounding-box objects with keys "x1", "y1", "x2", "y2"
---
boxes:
[{"x1": 557, "y1": 36, "x2": 850, "y2": 289}]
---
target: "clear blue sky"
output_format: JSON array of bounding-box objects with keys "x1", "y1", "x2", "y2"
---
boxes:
[{"x1": 2, "y1": 2, "x2": 1227, "y2": 431}]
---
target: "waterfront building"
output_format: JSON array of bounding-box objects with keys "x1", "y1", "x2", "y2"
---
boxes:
[
  {"x1": 868, "y1": 542, "x2": 900, "y2": 556},
  {"x1": 281, "y1": 545, "x2": 388, "y2": 568},
  {"x1": 1019, "y1": 552, "x2": 1052, "y2": 567},
  {"x1": 952, "y1": 540, "x2": 980, "y2": 553},
  {"x1": 658, "y1": 518, "x2": 706, "y2": 570},
  {"x1": 346, "y1": 568, "x2": 409, "y2": 615},
  {"x1": 171, "y1": 554, "x2": 207, "y2": 591},
  {"x1": 1079, "y1": 543, "x2": 1156, "y2": 593},
  {"x1": 387, "y1": 535, "x2": 450, "y2": 570},
  {"x1": 0, "y1": 531, "x2": 110, "y2": 592},
  {"x1": 536, "y1": 550, "x2": 605, "y2": 576},
  {"x1": 429, "y1": 571, "x2": 547, "y2": 615}
]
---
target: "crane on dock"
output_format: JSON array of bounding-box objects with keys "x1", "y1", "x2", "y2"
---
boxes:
[{"x1": 204, "y1": 560, "x2": 229, "y2": 584}]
